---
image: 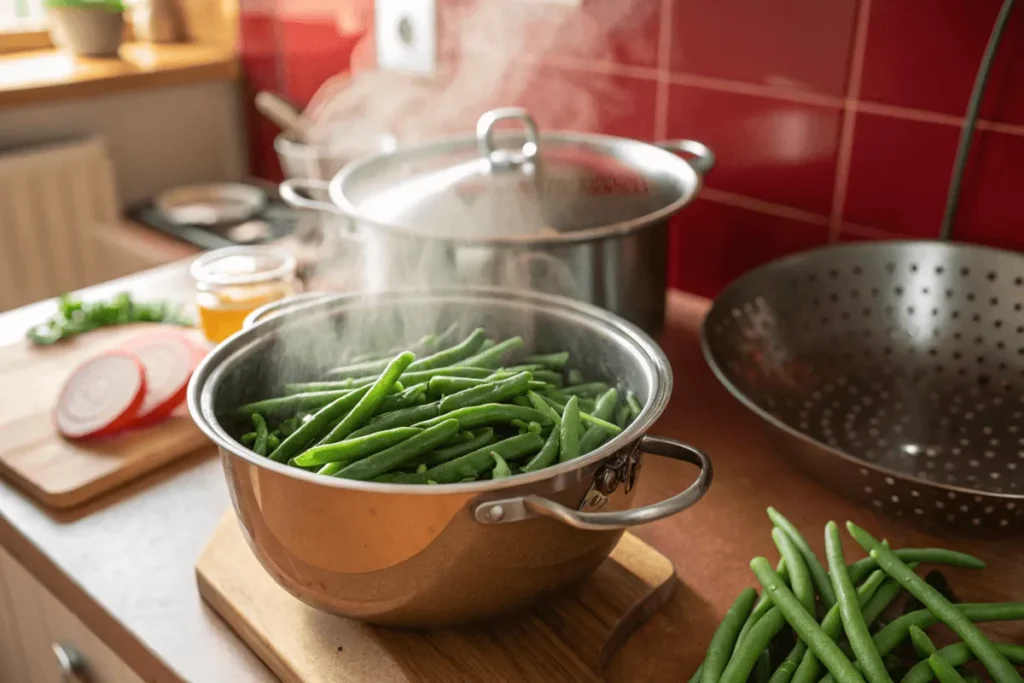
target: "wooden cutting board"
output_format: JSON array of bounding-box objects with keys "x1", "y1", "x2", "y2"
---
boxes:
[
  {"x1": 196, "y1": 511, "x2": 678, "y2": 683},
  {"x1": 0, "y1": 323, "x2": 211, "y2": 510}
]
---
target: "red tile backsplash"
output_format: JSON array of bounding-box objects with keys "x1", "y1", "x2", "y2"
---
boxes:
[
  {"x1": 670, "y1": 0, "x2": 858, "y2": 97},
  {"x1": 241, "y1": 0, "x2": 1024, "y2": 297},
  {"x1": 842, "y1": 113, "x2": 958, "y2": 238},
  {"x1": 667, "y1": 199, "x2": 829, "y2": 297},
  {"x1": 665, "y1": 85, "x2": 842, "y2": 215}
]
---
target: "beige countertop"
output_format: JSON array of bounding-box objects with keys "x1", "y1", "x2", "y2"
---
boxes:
[{"x1": 0, "y1": 262, "x2": 1020, "y2": 683}]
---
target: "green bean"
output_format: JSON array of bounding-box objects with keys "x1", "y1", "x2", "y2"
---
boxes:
[
  {"x1": 719, "y1": 609, "x2": 786, "y2": 683},
  {"x1": 910, "y1": 626, "x2": 938, "y2": 658},
  {"x1": 615, "y1": 402, "x2": 630, "y2": 429},
  {"x1": 409, "y1": 428, "x2": 497, "y2": 469},
  {"x1": 848, "y1": 549, "x2": 985, "y2": 584},
  {"x1": 578, "y1": 388, "x2": 620, "y2": 454},
  {"x1": 825, "y1": 522, "x2": 890, "y2": 683},
  {"x1": 237, "y1": 389, "x2": 357, "y2": 418},
  {"x1": 689, "y1": 664, "x2": 704, "y2": 683},
  {"x1": 790, "y1": 569, "x2": 888, "y2": 683},
  {"x1": 558, "y1": 395, "x2": 581, "y2": 463},
  {"x1": 537, "y1": 393, "x2": 623, "y2": 434},
  {"x1": 735, "y1": 559, "x2": 787, "y2": 655},
  {"x1": 769, "y1": 661, "x2": 798, "y2": 683},
  {"x1": 524, "y1": 351, "x2": 569, "y2": 369},
  {"x1": 406, "y1": 328, "x2": 487, "y2": 372},
  {"x1": 439, "y1": 371, "x2": 533, "y2": 414},
  {"x1": 292, "y1": 427, "x2": 422, "y2": 467},
  {"x1": 379, "y1": 382, "x2": 428, "y2": 411},
  {"x1": 428, "y1": 375, "x2": 546, "y2": 396},
  {"x1": 490, "y1": 364, "x2": 542, "y2": 377},
  {"x1": 414, "y1": 403, "x2": 553, "y2": 431},
  {"x1": 527, "y1": 390, "x2": 561, "y2": 425},
  {"x1": 461, "y1": 336, "x2": 523, "y2": 368},
  {"x1": 491, "y1": 451, "x2": 512, "y2": 478},
  {"x1": 928, "y1": 656, "x2": 967, "y2": 683},
  {"x1": 749, "y1": 557, "x2": 865, "y2": 683},
  {"x1": 754, "y1": 652, "x2": 771, "y2": 683},
  {"x1": 334, "y1": 419, "x2": 460, "y2": 481},
  {"x1": 267, "y1": 434, "x2": 280, "y2": 451},
  {"x1": 513, "y1": 395, "x2": 532, "y2": 407},
  {"x1": 268, "y1": 386, "x2": 374, "y2": 463},
  {"x1": 902, "y1": 645, "x2": 1024, "y2": 683},
  {"x1": 860, "y1": 577, "x2": 906, "y2": 625},
  {"x1": 241, "y1": 432, "x2": 256, "y2": 446},
  {"x1": 626, "y1": 390, "x2": 642, "y2": 420},
  {"x1": 873, "y1": 603, "x2": 1024, "y2": 657},
  {"x1": 530, "y1": 369, "x2": 565, "y2": 386},
  {"x1": 522, "y1": 427, "x2": 559, "y2": 473},
  {"x1": 772, "y1": 527, "x2": 814, "y2": 614},
  {"x1": 561, "y1": 382, "x2": 609, "y2": 397},
  {"x1": 288, "y1": 367, "x2": 491, "y2": 394},
  {"x1": 847, "y1": 522, "x2": 1022, "y2": 683},
  {"x1": 251, "y1": 414, "x2": 270, "y2": 456},
  {"x1": 347, "y1": 402, "x2": 439, "y2": 439},
  {"x1": 316, "y1": 352, "x2": 414, "y2": 445},
  {"x1": 700, "y1": 587, "x2": 757, "y2": 683},
  {"x1": 392, "y1": 432, "x2": 544, "y2": 484},
  {"x1": 767, "y1": 507, "x2": 837, "y2": 608},
  {"x1": 567, "y1": 368, "x2": 584, "y2": 385},
  {"x1": 276, "y1": 415, "x2": 303, "y2": 436}
]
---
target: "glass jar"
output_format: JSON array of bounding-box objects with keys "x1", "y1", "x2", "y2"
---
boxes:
[{"x1": 190, "y1": 246, "x2": 298, "y2": 343}]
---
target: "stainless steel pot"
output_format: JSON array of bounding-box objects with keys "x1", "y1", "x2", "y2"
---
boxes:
[
  {"x1": 280, "y1": 107, "x2": 715, "y2": 334},
  {"x1": 188, "y1": 288, "x2": 713, "y2": 627}
]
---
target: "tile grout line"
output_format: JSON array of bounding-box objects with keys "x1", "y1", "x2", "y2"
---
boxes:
[
  {"x1": 537, "y1": 55, "x2": 1024, "y2": 138},
  {"x1": 828, "y1": 0, "x2": 872, "y2": 243},
  {"x1": 700, "y1": 188, "x2": 831, "y2": 227},
  {"x1": 653, "y1": 0, "x2": 673, "y2": 140}
]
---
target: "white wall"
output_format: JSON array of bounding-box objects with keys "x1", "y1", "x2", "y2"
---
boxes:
[{"x1": 0, "y1": 80, "x2": 248, "y2": 205}]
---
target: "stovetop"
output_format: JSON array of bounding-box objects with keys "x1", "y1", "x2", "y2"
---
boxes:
[{"x1": 127, "y1": 197, "x2": 303, "y2": 250}]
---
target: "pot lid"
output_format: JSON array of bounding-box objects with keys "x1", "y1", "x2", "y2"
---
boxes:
[{"x1": 328, "y1": 108, "x2": 714, "y2": 244}]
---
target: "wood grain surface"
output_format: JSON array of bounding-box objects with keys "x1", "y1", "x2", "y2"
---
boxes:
[
  {"x1": 196, "y1": 511, "x2": 677, "y2": 683},
  {"x1": 0, "y1": 323, "x2": 209, "y2": 510}
]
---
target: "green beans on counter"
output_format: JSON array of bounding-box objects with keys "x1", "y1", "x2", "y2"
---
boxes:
[
  {"x1": 230, "y1": 333, "x2": 645, "y2": 484},
  {"x1": 701, "y1": 588, "x2": 757, "y2": 683},
  {"x1": 690, "y1": 509, "x2": 1022, "y2": 683}
]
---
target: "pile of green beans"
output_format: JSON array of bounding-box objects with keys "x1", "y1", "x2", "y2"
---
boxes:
[
  {"x1": 234, "y1": 328, "x2": 644, "y2": 483},
  {"x1": 691, "y1": 508, "x2": 1023, "y2": 683}
]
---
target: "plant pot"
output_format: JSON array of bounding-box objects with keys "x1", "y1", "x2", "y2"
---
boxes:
[{"x1": 48, "y1": 7, "x2": 125, "y2": 57}]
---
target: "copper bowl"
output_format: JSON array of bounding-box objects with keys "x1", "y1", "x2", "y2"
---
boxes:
[{"x1": 188, "y1": 288, "x2": 712, "y2": 627}]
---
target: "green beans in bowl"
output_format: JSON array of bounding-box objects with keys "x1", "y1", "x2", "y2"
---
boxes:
[{"x1": 187, "y1": 288, "x2": 712, "y2": 626}]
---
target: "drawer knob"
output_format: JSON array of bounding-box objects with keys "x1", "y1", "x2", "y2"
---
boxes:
[{"x1": 52, "y1": 642, "x2": 88, "y2": 683}]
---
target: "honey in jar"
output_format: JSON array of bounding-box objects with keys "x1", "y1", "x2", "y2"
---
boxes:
[{"x1": 190, "y1": 246, "x2": 298, "y2": 343}]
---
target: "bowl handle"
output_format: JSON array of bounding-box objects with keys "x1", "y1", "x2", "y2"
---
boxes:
[
  {"x1": 243, "y1": 292, "x2": 334, "y2": 330},
  {"x1": 472, "y1": 436, "x2": 713, "y2": 530}
]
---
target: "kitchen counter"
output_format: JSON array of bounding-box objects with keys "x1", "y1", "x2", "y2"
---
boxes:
[{"x1": 0, "y1": 262, "x2": 1021, "y2": 683}]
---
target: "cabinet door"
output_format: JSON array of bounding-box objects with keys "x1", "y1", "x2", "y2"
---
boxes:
[
  {"x1": 0, "y1": 547, "x2": 145, "y2": 683},
  {"x1": 0, "y1": 551, "x2": 31, "y2": 683}
]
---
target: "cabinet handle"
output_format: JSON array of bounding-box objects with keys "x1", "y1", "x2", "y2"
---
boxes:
[{"x1": 52, "y1": 642, "x2": 88, "y2": 683}]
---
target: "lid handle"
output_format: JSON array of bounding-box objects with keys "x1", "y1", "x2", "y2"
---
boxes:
[{"x1": 476, "y1": 107, "x2": 539, "y2": 166}]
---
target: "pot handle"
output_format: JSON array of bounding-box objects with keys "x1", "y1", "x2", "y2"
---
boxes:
[
  {"x1": 279, "y1": 178, "x2": 341, "y2": 214},
  {"x1": 473, "y1": 436, "x2": 713, "y2": 530},
  {"x1": 654, "y1": 140, "x2": 716, "y2": 177}
]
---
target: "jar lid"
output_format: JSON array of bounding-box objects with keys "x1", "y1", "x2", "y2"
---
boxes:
[
  {"x1": 327, "y1": 107, "x2": 714, "y2": 245},
  {"x1": 190, "y1": 246, "x2": 296, "y2": 286}
]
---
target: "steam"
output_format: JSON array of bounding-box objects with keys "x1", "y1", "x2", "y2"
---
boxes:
[{"x1": 280, "y1": 0, "x2": 651, "y2": 374}]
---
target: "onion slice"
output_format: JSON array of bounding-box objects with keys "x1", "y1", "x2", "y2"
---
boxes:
[
  {"x1": 121, "y1": 331, "x2": 206, "y2": 427},
  {"x1": 54, "y1": 351, "x2": 146, "y2": 439}
]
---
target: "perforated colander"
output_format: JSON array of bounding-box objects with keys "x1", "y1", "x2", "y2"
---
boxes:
[{"x1": 701, "y1": 241, "x2": 1024, "y2": 535}]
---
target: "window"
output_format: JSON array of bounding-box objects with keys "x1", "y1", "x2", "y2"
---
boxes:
[{"x1": 0, "y1": 0, "x2": 46, "y2": 31}]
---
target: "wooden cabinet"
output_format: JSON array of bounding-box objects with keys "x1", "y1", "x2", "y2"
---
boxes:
[{"x1": 0, "y1": 547, "x2": 144, "y2": 683}]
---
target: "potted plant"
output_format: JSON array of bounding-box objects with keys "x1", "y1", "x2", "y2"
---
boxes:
[{"x1": 45, "y1": 0, "x2": 127, "y2": 58}]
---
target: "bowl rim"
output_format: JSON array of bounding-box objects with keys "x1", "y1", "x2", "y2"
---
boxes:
[
  {"x1": 700, "y1": 239, "x2": 1024, "y2": 503},
  {"x1": 187, "y1": 286, "x2": 673, "y2": 495}
]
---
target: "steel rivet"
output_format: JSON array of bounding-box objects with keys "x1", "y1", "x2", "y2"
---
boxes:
[{"x1": 489, "y1": 505, "x2": 505, "y2": 521}]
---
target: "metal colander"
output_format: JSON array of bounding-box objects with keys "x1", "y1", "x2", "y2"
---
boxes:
[{"x1": 701, "y1": 241, "x2": 1024, "y2": 535}]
